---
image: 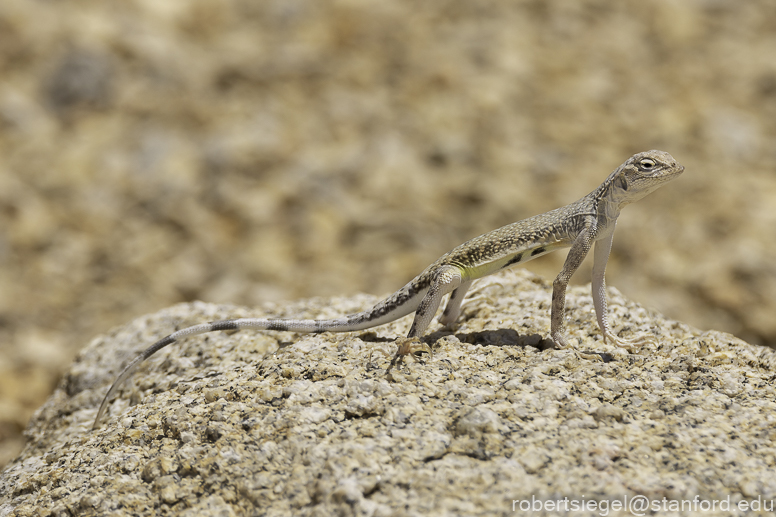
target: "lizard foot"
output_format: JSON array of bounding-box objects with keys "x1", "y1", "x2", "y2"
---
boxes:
[
  {"x1": 368, "y1": 337, "x2": 432, "y2": 370},
  {"x1": 603, "y1": 331, "x2": 656, "y2": 351},
  {"x1": 552, "y1": 333, "x2": 605, "y2": 362},
  {"x1": 391, "y1": 337, "x2": 432, "y2": 367}
]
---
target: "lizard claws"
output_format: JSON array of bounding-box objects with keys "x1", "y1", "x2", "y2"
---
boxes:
[
  {"x1": 603, "y1": 331, "x2": 656, "y2": 351},
  {"x1": 367, "y1": 337, "x2": 432, "y2": 371}
]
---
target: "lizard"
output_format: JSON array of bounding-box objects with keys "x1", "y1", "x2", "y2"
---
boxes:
[{"x1": 92, "y1": 149, "x2": 683, "y2": 429}]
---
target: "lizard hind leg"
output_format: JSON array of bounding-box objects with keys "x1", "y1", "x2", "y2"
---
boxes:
[
  {"x1": 389, "y1": 265, "x2": 463, "y2": 367},
  {"x1": 437, "y1": 280, "x2": 473, "y2": 328},
  {"x1": 439, "y1": 277, "x2": 510, "y2": 329}
]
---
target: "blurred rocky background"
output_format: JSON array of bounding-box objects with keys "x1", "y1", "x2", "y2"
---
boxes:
[{"x1": 1, "y1": 0, "x2": 775, "y2": 468}]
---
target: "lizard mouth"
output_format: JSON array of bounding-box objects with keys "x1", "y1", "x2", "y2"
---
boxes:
[{"x1": 660, "y1": 164, "x2": 684, "y2": 178}]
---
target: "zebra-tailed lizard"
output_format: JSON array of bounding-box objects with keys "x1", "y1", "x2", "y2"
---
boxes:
[{"x1": 93, "y1": 150, "x2": 683, "y2": 429}]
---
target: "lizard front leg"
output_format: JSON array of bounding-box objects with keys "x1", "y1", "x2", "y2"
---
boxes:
[
  {"x1": 551, "y1": 229, "x2": 593, "y2": 349},
  {"x1": 592, "y1": 230, "x2": 655, "y2": 350}
]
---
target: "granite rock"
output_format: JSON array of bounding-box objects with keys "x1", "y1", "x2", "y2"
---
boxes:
[
  {"x1": 4, "y1": 0, "x2": 776, "y2": 471},
  {"x1": 2, "y1": 270, "x2": 775, "y2": 516}
]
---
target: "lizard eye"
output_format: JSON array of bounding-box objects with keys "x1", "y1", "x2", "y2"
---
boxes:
[{"x1": 639, "y1": 158, "x2": 656, "y2": 169}]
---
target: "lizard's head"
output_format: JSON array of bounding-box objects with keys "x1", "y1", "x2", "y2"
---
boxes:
[{"x1": 611, "y1": 150, "x2": 684, "y2": 206}]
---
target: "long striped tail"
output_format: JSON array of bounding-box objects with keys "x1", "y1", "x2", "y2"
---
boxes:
[{"x1": 92, "y1": 285, "x2": 427, "y2": 429}]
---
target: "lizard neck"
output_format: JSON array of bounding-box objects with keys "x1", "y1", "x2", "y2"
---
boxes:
[{"x1": 589, "y1": 173, "x2": 625, "y2": 223}]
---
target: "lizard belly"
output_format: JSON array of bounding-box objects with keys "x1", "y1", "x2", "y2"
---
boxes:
[{"x1": 463, "y1": 241, "x2": 568, "y2": 280}]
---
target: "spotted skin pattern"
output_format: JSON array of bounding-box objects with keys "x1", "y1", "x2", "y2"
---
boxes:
[{"x1": 93, "y1": 150, "x2": 683, "y2": 429}]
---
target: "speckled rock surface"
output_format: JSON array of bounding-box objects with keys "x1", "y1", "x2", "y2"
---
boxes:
[
  {"x1": 4, "y1": 0, "x2": 776, "y2": 471},
  {"x1": 2, "y1": 270, "x2": 775, "y2": 516}
]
